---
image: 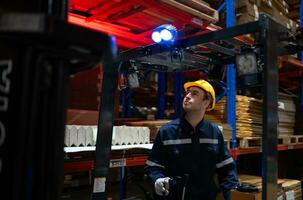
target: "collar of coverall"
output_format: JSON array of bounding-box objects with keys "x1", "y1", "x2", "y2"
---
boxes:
[{"x1": 180, "y1": 114, "x2": 208, "y2": 133}]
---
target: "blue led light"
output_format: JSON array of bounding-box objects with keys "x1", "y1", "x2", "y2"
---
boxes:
[
  {"x1": 151, "y1": 31, "x2": 162, "y2": 43},
  {"x1": 160, "y1": 29, "x2": 173, "y2": 41},
  {"x1": 151, "y1": 24, "x2": 177, "y2": 44}
]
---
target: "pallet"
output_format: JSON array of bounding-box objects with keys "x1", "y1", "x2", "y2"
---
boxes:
[
  {"x1": 238, "y1": 137, "x2": 262, "y2": 148},
  {"x1": 278, "y1": 135, "x2": 291, "y2": 145},
  {"x1": 159, "y1": 0, "x2": 218, "y2": 23},
  {"x1": 237, "y1": 135, "x2": 303, "y2": 148},
  {"x1": 290, "y1": 135, "x2": 303, "y2": 144},
  {"x1": 277, "y1": 135, "x2": 303, "y2": 145}
]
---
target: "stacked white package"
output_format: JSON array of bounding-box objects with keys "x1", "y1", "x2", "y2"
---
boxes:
[
  {"x1": 69, "y1": 125, "x2": 78, "y2": 147},
  {"x1": 120, "y1": 126, "x2": 128, "y2": 145},
  {"x1": 128, "y1": 126, "x2": 138, "y2": 145},
  {"x1": 65, "y1": 125, "x2": 151, "y2": 147},
  {"x1": 85, "y1": 126, "x2": 94, "y2": 146},
  {"x1": 77, "y1": 126, "x2": 86, "y2": 146},
  {"x1": 92, "y1": 126, "x2": 98, "y2": 145},
  {"x1": 112, "y1": 126, "x2": 117, "y2": 145},
  {"x1": 142, "y1": 127, "x2": 150, "y2": 144},
  {"x1": 137, "y1": 127, "x2": 145, "y2": 144},
  {"x1": 64, "y1": 126, "x2": 70, "y2": 147},
  {"x1": 112, "y1": 126, "x2": 123, "y2": 145}
]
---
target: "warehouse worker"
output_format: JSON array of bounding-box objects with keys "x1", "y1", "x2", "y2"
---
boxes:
[{"x1": 144, "y1": 79, "x2": 239, "y2": 200}]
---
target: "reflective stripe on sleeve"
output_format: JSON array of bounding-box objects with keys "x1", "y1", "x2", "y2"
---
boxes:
[
  {"x1": 163, "y1": 139, "x2": 192, "y2": 145},
  {"x1": 216, "y1": 157, "x2": 234, "y2": 168},
  {"x1": 199, "y1": 138, "x2": 218, "y2": 144},
  {"x1": 146, "y1": 160, "x2": 165, "y2": 169}
]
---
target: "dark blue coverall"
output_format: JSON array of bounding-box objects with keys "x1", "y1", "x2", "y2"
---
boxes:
[{"x1": 144, "y1": 117, "x2": 239, "y2": 200}]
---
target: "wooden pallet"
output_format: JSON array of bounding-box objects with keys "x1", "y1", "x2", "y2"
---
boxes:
[
  {"x1": 278, "y1": 135, "x2": 292, "y2": 145},
  {"x1": 290, "y1": 135, "x2": 303, "y2": 144},
  {"x1": 159, "y1": 0, "x2": 218, "y2": 23},
  {"x1": 277, "y1": 135, "x2": 303, "y2": 145},
  {"x1": 238, "y1": 137, "x2": 262, "y2": 148}
]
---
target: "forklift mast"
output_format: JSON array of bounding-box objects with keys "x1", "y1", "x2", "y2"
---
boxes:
[{"x1": 0, "y1": 1, "x2": 118, "y2": 200}]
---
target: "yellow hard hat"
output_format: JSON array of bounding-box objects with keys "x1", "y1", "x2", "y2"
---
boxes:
[{"x1": 183, "y1": 79, "x2": 216, "y2": 111}]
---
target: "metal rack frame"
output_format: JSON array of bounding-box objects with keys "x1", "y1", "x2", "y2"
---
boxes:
[
  {"x1": 0, "y1": 2, "x2": 117, "y2": 200},
  {"x1": 116, "y1": 14, "x2": 288, "y2": 200}
]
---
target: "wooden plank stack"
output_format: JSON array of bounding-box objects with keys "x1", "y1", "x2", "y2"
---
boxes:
[
  {"x1": 158, "y1": 0, "x2": 219, "y2": 23},
  {"x1": 236, "y1": 0, "x2": 297, "y2": 30},
  {"x1": 238, "y1": 174, "x2": 284, "y2": 199},
  {"x1": 280, "y1": 179, "x2": 302, "y2": 200},
  {"x1": 237, "y1": 174, "x2": 302, "y2": 200},
  {"x1": 207, "y1": 94, "x2": 296, "y2": 140},
  {"x1": 278, "y1": 93, "x2": 296, "y2": 136},
  {"x1": 208, "y1": 95, "x2": 263, "y2": 138}
]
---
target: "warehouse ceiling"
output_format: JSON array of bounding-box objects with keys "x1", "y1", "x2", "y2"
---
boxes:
[
  {"x1": 68, "y1": 0, "x2": 221, "y2": 49},
  {"x1": 68, "y1": 0, "x2": 303, "y2": 95}
]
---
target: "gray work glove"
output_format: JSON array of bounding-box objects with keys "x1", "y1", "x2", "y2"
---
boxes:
[{"x1": 154, "y1": 177, "x2": 170, "y2": 196}]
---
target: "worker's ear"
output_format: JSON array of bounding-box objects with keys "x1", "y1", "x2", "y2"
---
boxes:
[{"x1": 202, "y1": 98, "x2": 211, "y2": 109}]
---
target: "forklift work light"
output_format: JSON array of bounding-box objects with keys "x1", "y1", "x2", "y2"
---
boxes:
[{"x1": 151, "y1": 24, "x2": 177, "y2": 43}]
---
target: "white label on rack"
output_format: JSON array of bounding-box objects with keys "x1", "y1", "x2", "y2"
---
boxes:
[
  {"x1": 192, "y1": 17, "x2": 203, "y2": 26},
  {"x1": 93, "y1": 177, "x2": 106, "y2": 193},
  {"x1": 110, "y1": 159, "x2": 126, "y2": 168},
  {"x1": 278, "y1": 102, "x2": 285, "y2": 110},
  {"x1": 285, "y1": 190, "x2": 295, "y2": 200}
]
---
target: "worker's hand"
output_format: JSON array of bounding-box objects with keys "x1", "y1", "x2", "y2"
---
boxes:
[{"x1": 154, "y1": 177, "x2": 170, "y2": 196}]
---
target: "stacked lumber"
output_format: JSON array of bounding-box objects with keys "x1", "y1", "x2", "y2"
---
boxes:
[
  {"x1": 278, "y1": 93, "x2": 296, "y2": 136},
  {"x1": 208, "y1": 95, "x2": 263, "y2": 138},
  {"x1": 236, "y1": 0, "x2": 297, "y2": 30},
  {"x1": 158, "y1": 0, "x2": 218, "y2": 23},
  {"x1": 238, "y1": 175, "x2": 302, "y2": 200},
  {"x1": 235, "y1": 96, "x2": 263, "y2": 137},
  {"x1": 208, "y1": 94, "x2": 296, "y2": 138},
  {"x1": 280, "y1": 179, "x2": 302, "y2": 200},
  {"x1": 238, "y1": 174, "x2": 284, "y2": 198}
]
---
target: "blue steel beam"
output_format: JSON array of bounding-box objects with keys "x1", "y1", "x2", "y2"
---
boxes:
[
  {"x1": 217, "y1": 2, "x2": 226, "y2": 13},
  {"x1": 226, "y1": 0, "x2": 237, "y2": 149}
]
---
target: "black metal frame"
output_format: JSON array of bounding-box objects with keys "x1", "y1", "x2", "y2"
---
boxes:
[
  {"x1": 118, "y1": 14, "x2": 289, "y2": 200},
  {"x1": 0, "y1": 8, "x2": 117, "y2": 200}
]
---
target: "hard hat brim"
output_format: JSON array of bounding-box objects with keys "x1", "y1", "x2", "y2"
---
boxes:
[{"x1": 184, "y1": 82, "x2": 204, "y2": 92}]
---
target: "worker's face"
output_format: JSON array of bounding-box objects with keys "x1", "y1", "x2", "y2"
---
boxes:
[{"x1": 182, "y1": 87, "x2": 211, "y2": 112}]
